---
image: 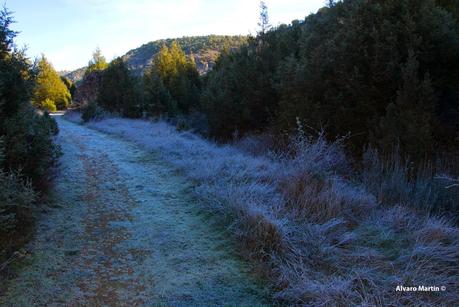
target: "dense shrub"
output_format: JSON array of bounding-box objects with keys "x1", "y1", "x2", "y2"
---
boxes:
[
  {"x1": 201, "y1": 41, "x2": 277, "y2": 139},
  {"x1": 0, "y1": 141, "x2": 36, "y2": 261},
  {"x1": 41, "y1": 98, "x2": 57, "y2": 112},
  {"x1": 2, "y1": 104, "x2": 60, "y2": 190},
  {"x1": 0, "y1": 171, "x2": 35, "y2": 236},
  {"x1": 81, "y1": 100, "x2": 105, "y2": 122},
  {"x1": 362, "y1": 147, "x2": 459, "y2": 220},
  {"x1": 0, "y1": 8, "x2": 60, "y2": 266}
]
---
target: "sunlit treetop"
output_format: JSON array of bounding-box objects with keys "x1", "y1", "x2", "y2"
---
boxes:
[{"x1": 85, "y1": 47, "x2": 108, "y2": 76}]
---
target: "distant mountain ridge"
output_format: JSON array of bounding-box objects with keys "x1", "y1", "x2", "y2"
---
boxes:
[
  {"x1": 62, "y1": 35, "x2": 248, "y2": 82},
  {"x1": 60, "y1": 67, "x2": 86, "y2": 82}
]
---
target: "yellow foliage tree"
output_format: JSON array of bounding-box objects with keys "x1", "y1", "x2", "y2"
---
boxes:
[
  {"x1": 33, "y1": 55, "x2": 71, "y2": 110},
  {"x1": 84, "y1": 47, "x2": 108, "y2": 77},
  {"x1": 150, "y1": 41, "x2": 200, "y2": 113}
]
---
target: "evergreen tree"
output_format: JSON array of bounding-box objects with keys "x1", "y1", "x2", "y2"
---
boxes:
[
  {"x1": 174, "y1": 52, "x2": 200, "y2": 112},
  {"x1": 84, "y1": 47, "x2": 108, "y2": 77},
  {"x1": 0, "y1": 6, "x2": 61, "y2": 266},
  {"x1": 97, "y1": 57, "x2": 141, "y2": 117},
  {"x1": 154, "y1": 44, "x2": 176, "y2": 83},
  {"x1": 143, "y1": 67, "x2": 176, "y2": 116},
  {"x1": 169, "y1": 41, "x2": 188, "y2": 71},
  {"x1": 437, "y1": 0, "x2": 459, "y2": 21},
  {"x1": 258, "y1": 1, "x2": 271, "y2": 34},
  {"x1": 33, "y1": 55, "x2": 71, "y2": 110},
  {"x1": 0, "y1": 7, "x2": 60, "y2": 188},
  {"x1": 202, "y1": 34, "x2": 278, "y2": 139},
  {"x1": 74, "y1": 48, "x2": 108, "y2": 106},
  {"x1": 203, "y1": 0, "x2": 459, "y2": 160},
  {"x1": 377, "y1": 54, "x2": 437, "y2": 163},
  {"x1": 152, "y1": 41, "x2": 200, "y2": 114},
  {"x1": 61, "y1": 76, "x2": 76, "y2": 97},
  {"x1": 73, "y1": 71, "x2": 103, "y2": 106}
]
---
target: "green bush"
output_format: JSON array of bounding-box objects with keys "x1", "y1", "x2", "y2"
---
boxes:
[
  {"x1": 2, "y1": 104, "x2": 61, "y2": 190},
  {"x1": 82, "y1": 100, "x2": 105, "y2": 122},
  {"x1": 43, "y1": 111, "x2": 59, "y2": 136},
  {"x1": 41, "y1": 98, "x2": 57, "y2": 112},
  {"x1": 0, "y1": 8, "x2": 61, "y2": 266},
  {"x1": 0, "y1": 170, "x2": 36, "y2": 246},
  {"x1": 0, "y1": 139, "x2": 36, "y2": 263}
]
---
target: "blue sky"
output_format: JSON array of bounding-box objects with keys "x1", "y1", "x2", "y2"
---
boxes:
[{"x1": 7, "y1": 0, "x2": 325, "y2": 71}]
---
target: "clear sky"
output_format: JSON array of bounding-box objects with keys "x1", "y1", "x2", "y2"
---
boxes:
[{"x1": 7, "y1": 0, "x2": 326, "y2": 71}]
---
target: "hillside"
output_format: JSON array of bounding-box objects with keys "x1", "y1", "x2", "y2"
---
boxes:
[
  {"x1": 63, "y1": 35, "x2": 247, "y2": 82},
  {"x1": 59, "y1": 67, "x2": 86, "y2": 82}
]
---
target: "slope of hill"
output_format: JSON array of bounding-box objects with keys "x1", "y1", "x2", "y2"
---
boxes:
[
  {"x1": 63, "y1": 35, "x2": 248, "y2": 82},
  {"x1": 123, "y1": 35, "x2": 248, "y2": 76},
  {"x1": 60, "y1": 67, "x2": 86, "y2": 82}
]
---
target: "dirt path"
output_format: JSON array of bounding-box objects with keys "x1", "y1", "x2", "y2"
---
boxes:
[{"x1": 0, "y1": 116, "x2": 271, "y2": 306}]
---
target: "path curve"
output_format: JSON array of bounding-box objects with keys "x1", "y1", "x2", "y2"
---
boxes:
[{"x1": 0, "y1": 116, "x2": 270, "y2": 306}]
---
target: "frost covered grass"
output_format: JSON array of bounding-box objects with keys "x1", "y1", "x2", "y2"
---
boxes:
[{"x1": 74, "y1": 115, "x2": 458, "y2": 305}]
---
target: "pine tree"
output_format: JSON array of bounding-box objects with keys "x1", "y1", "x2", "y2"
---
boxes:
[
  {"x1": 33, "y1": 55, "x2": 71, "y2": 110},
  {"x1": 151, "y1": 41, "x2": 200, "y2": 114},
  {"x1": 143, "y1": 68, "x2": 176, "y2": 116},
  {"x1": 74, "y1": 48, "x2": 108, "y2": 106},
  {"x1": 97, "y1": 57, "x2": 140, "y2": 117},
  {"x1": 0, "y1": 9, "x2": 60, "y2": 256},
  {"x1": 377, "y1": 54, "x2": 437, "y2": 163},
  {"x1": 61, "y1": 76, "x2": 76, "y2": 96},
  {"x1": 258, "y1": 1, "x2": 271, "y2": 34},
  {"x1": 154, "y1": 44, "x2": 175, "y2": 82},
  {"x1": 170, "y1": 41, "x2": 188, "y2": 69},
  {"x1": 0, "y1": 7, "x2": 60, "y2": 189},
  {"x1": 437, "y1": 0, "x2": 459, "y2": 21},
  {"x1": 85, "y1": 47, "x2": 108, "y2": 77}
]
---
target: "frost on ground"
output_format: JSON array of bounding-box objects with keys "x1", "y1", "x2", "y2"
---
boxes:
[
  {"x1": 0, "y1": 116, "x2": 271, "y2": 306},
  {"x1": 79, "y1": 116, "x2": 458, "y2": 306}
]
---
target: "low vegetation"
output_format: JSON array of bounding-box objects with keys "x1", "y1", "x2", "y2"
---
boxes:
[
  {"x1": 0, "y1": 9, "x2": 60, "y2": 273},
  {"x1": 64, "y1": 115, "x2": 457, "y2": 305}
]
